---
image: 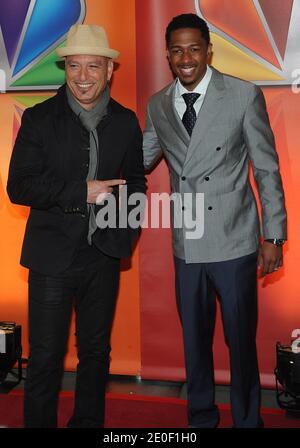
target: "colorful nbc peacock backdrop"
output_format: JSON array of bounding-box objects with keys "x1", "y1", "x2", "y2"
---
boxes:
[{"x1": 0, "y1": 0, "x2": 299, "y2": 386}]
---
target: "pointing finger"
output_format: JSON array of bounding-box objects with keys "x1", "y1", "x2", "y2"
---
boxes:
[{"x1": 102, "y1": 179, "x2": 126, "y2": 187}]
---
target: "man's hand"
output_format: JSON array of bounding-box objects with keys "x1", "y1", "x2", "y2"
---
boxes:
[
  {"x1": 87, "y1": 179, "x2": 126, "y2": 204},
  {"x1": 257, "y1": 241, "x2": 283, "y2": 277}
]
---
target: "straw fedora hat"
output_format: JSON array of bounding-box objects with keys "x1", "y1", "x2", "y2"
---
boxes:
[{"x1": 57, "y1": 24, "x2": 119, "y2": 59}]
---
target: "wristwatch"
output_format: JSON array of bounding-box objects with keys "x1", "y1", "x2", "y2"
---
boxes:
[{"x1": 265, "y1": 238, "x2": 285, "y2": 246}]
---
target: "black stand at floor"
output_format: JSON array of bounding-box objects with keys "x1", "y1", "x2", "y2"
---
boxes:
[{"x1": 0, "y1": 358, "x2": 27, "y2": 393}]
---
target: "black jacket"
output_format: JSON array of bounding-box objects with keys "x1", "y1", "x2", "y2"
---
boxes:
[{"x1": 7, "y1": 85, "x2": 146, "y2": 275}]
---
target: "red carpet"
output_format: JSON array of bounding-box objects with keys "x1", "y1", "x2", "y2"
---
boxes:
[{"x1": 0, "y1": 390, "x2": 299, "y2": 428}]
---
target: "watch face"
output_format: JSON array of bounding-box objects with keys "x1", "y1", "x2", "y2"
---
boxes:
[
  {"x1": 265, "y1": 239, "x2": 285, "y2": 246},
  {"x1": 275, "y1": 239, "x2": 285, "y2": 245}
]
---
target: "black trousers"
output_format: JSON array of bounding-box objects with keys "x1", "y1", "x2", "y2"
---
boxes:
[
  {"x1": 175, "y1": 251, "x2": 262, "y2": 428},
  {"x1": 24, "y1": 252, "x2": 120, "y2": 428}
]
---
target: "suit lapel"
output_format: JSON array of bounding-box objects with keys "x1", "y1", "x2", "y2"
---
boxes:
[
  {"x1": 184, "y1": 68, "x2": 226, "y2": 166},
  {"x1": 162, "y1": 81, "x2": 190, "y2": 148}
]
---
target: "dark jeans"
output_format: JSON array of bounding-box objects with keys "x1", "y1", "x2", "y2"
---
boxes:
[
  {"x1": 175, "y1": 251, "x2": 263, "y2": 428},
  {"x1": 24, "y1": 252, "x2": 120, "y2": 428}
]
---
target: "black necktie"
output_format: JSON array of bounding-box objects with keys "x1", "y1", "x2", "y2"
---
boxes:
[{"x1": 182, "y1": 93, "x2": 200, "y2": 136}]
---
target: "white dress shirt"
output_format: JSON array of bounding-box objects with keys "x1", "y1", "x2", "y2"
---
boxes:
[{"x1": 174, "y1": 65, "x2": 213, "y2": 119}]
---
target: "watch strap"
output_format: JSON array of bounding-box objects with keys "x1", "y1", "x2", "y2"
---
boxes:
[{"x1": 265, "y1": 238, "x2": 285, "y2": 246}]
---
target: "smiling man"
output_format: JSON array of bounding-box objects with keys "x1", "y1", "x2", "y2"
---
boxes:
[
  {"x1": 143, "y1": 14, "x2": 287, "y2": 428},
  {"x1": 7, "y1": 24, "x2": 146, "y2": 428},
  {"x1": 65, "y1": 53, "x2": 114, "y2": 110}
]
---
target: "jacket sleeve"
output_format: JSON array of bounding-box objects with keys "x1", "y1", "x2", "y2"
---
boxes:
[
  {"x1": 122, "y1": 117, "x2": 147, "y2": 195},
  {"x1": 242, "y1": 85, "x2": 287, "y2": 239},
  {"x1": 7, "y1": 108, "x2": 87, "y2": 214},
  {"x1": 143, "y1": 103, "x2": 163, "y2": 171},
  {"x1": 121, "y1": 116, "x2": 147, "y2": 234}
]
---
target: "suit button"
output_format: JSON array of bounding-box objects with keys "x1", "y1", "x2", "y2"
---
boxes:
[
  {"x1": 204, "y1": 176, "x2": 210, "y2": 181},
  {"x1": 208, "y1": 206, "x2": 213, "y2": 210},
  {"x1": 182, "y1": 206, "x2": 185, "y2": 211},
  {"x1": 181, "y1": 176, "x2": 186, "y2": 181},
  {"x1": 216, "y1": 147, "x2": 221, "y2": 151}
]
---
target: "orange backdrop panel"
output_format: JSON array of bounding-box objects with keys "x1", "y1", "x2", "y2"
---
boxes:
[
  {"x1": 0, "y1": 0, "x2": 140, "y2": 375},
  {"x1": 1, "y1": 0, "x2": 300, "y2": 387}
]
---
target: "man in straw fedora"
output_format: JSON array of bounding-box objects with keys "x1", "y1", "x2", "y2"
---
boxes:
[{"x1": 7, "y1": 24, "x2": 146, "y2": 428}]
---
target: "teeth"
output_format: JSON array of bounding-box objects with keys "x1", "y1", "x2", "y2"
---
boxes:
[
  {"x1": 181, "y1": 67, "x2": 194, "y2": 74},
  {"x1": 77, "y1": 83, "x2": 93, "y2": 88}
]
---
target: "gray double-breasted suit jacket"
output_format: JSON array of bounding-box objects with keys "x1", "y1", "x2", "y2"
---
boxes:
[{"x1": 143, "y1": 67, "x2": 287, "y2": 263}]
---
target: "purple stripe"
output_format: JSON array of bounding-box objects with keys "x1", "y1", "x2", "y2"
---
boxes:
[{"x1": 0, "y1": 0, "x2": 31, "y2": 64}]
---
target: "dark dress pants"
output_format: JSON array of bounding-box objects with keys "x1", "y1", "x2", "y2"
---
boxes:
[
  {"x1": 24, "y1": 252, "x2": 120, "y2": 428},
  {"x1": 175, "y1": 251, "x2": 262, "y2": 428}
]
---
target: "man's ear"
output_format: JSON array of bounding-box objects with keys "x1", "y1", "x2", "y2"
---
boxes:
[
  {"x1": 107, "y1": 59, "x2": 114, "y2": 81},
  {"x1": 207, "y1": 43, "x2": 213, "y2": 57}
]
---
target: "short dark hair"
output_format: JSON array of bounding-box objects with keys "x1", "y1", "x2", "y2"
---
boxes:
[{"x1": 165, "y1": 13, "x2": 210, "y2": 48}]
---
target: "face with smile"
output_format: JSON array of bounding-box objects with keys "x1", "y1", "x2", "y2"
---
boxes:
[
  {"x1": 65, "y1": 54, "x2": 114, "y2": 110},
  {"x1": 167, "y1": 28, "x2": 212, "y2": 91}
]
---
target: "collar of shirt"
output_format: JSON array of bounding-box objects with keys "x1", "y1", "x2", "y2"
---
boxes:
[{"x1": 174, "y1": 66, "x2": 213, "y2": 119}]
